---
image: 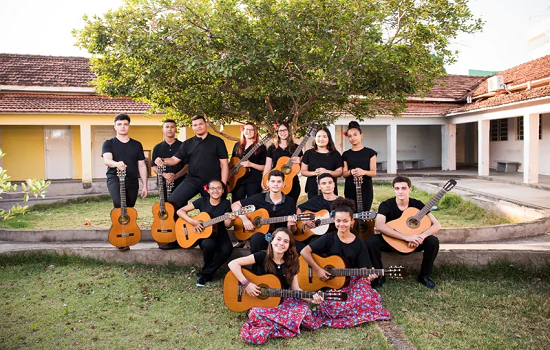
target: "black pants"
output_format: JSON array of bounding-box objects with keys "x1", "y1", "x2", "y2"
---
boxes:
[
  {"x1": 250, "y1": 231, "x2": 307, "y2": 254},
  {"x1": 231, "y1": 182, "x2": 262, "y2": 203},
  {"x1": 198, "y1": 232, "x2": 233, "y2": 277},
  {"x1": 365, "y1": 234, "x2": 439, "y2": 277},
  {"x1": 107, "y1": 178, "x2": 139, "y2": 208},
  {"x1": 168, "y1": 177, "x2": 207, "y2": 209}
]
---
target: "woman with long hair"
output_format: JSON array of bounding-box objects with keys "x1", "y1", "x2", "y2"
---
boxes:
[
  {"x1": 228, "y1": 228, "x2": 323, "y2": 345},
  {"x1": 300, "y1": 127, "x2": 343, "y2": 199},
  {"x1": 342, "y1": 121, "x2": 377, "y2": 211},
  {"x1": 262, "y1": 122, "x2": 302, "y2": 202},
  {"x1": 300, "y1": 198, "x2": 391, "y2": 328}
]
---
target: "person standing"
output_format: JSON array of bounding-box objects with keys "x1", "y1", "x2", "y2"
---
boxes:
[
  {"x1": 102, "y1": 113, "x2": 148, "y2": 251},
  {"x1": 152, "y1": 119, "x2": 187, "y2": 197}
]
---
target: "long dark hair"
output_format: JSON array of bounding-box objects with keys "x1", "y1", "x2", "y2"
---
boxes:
[
  {"x1": 236, "y1": 122, "x2": 260, "y2": 156},
  {"x1": 264, "y1": 228, "x2": 299, "y2": 285},
  {"x1": 311, "y1": 127, "x2": 337, "y2": 153},
  {"x1": 273, "y1": 121, "x2": 297, "y2": 153}
]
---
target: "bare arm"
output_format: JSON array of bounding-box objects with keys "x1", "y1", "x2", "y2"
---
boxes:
[
  {"x1": 300, "y1": 162, "x2": 316, "y2": 177},
  {"x1": 343, "y1": 161, "x2": 352, "y2": 178},
  {"x1": 138, "y1": 160, "x2": 148, "y2": 198},
  {"x1": 102, "y1": 152, "x2": 125, "y2": 170},
  {"x1": 219, "y1": 158, "x2": 229, "y2": 185},
  {"x1": 154, "y1": 156, "x2": 181, "y2": 167},
  {"x1": 227, "y1": 255, "x2": 261, "y2": 296},
  {"x1": 300, "y1": 246, "x2": 330, "y2": 280},
  {"x1": 262, "y1": 157, "x2": 273, "y2": 177}
]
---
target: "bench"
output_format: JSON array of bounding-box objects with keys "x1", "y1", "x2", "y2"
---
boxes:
[
  {"x1": 495, "y1": 160, "x2": 521, "y2": 173},
  {"x1": 376, "y1": 161, "x2": 387, "y2": 172},
  {"x1": 397, "y1": 159, "x2": 424, "y2": 170}
]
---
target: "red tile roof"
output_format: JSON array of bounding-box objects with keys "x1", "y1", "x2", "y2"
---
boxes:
[
  {"x1": 0, "y1": 54, "x2": 95, "y2": 87},
  {"x1": 403, "y1": 102, "x2": 457, "y2": 115},
  {"x1": 422, "y1": 74, "x2": 485, "y2": 100},
  {"x1": 0, "y1": 93, "x2": 151, "y2": 114}
]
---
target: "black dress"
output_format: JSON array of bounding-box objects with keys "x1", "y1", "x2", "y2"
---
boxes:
[{"x1": 342, "y1": 147, "x2": 377, "y2": 211}]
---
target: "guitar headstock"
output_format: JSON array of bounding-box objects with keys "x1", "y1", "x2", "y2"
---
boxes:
[
  {"x1": 308, "y1": 124, "x2": 318, "y2": 137},
  {"x1": 260, "y1": 133, "x2": 273, "y2": 145},
  {"x1": 442, "y1": 179, "x2": 457, "y2": 192},
  {"x1": 386, "y1": 266, "x2": 408, "y2": 279},
  {"x1": 355, "y1": 211, "x2": 376, "y2": 221},
  {"x1": 322, "y1": 291, "x2": 348, "y2": 302},
  {"x1": 296, "y1": 213, "x2": 316, "y2": 221},
  {"x1": 157, "y1": 163, "x2": 166, "y2": 174},
  {"x1": 116, "y1": 168, "x2": 126, "y2": 180},
  {"x1": 353, "y1": 176, "x2": 363, "y2": 186},
  {"x1": 239, "y1": 205, "x2": 256, "y2": 215}
]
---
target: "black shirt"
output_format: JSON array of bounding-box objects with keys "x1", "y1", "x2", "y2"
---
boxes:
[
  {"x1": 266, "y1": 145, "x2": 303, "y2": 188},
  {"x1": 102, "y1": 137, "x2": 145, "y2": 182},
  {"x1": 192, "y1": 196, "x2": 232, "y2": 237},
  {"x1": 342, "y1": 147, "x2": 377, "y2": 190},
  {"x1": 252, "y1": 250, "x2": 290, "y2": 289},
  {"x1": 378, "y1": 197, "x2": 427, "y2": 222},
  {"x1": 240, "y1": 192, "x2": 296, "y2": 232},
  {"x1": 308, "y1": 231, "x2": 372, "y2": 268},
  {"x1": 302, "y1": 149, "x2": 343, "y2": 195},
  {"x1": 231, "y1": 143, "x2": 267, "y2": 185},
  {"x1": 174, "y1": 133, "x2": 228, "y2": 184},
  {"x1": 298, "y1": 195, "x2": 336, "y2": 212},
  {"x1": 152, "y1": 139, "x2": 185, "y2": 187}
]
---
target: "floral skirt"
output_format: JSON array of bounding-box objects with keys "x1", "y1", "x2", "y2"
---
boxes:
[
  {"x1": 240, "y1": 297, "x2": 322, "y2": 345},
  {"x1": 313, "y1": 276, "x2": 391, "y2": 328}
]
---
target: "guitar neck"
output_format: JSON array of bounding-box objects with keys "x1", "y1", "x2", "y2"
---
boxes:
[
  {"x1": 289, "y1": 133, "x2": 310, "y2": 160},
  {"x1": 327, "y1": 268, "x2": 387, "y2": 277},
  {"x1": 119, "y1": 178, "x2": 127, "y2": 216},
  {"x1": 157, "y1": 173, "x2": 166, "y2": 212},
  {"x1": 260, "y1": 215, "x2": 294, "y2": 225},
  {"x1": 355, "y1": 182, "x2": 364, "y2": 212},
  {"x1": 414, "y1": 189, "x2": 448, "y2": 220},
  {"x1": 241, "y1": 141, "x2": 264, "y2": 163},
  {"x1": 317, "y1": 212, "x2": 364, "y2": 226},
  {"x1": 263, "y1": 288, "x2": 326, "y2": 299},
  {"x1": 202, "y1": 210, "x2": 242, "y2": 228}
]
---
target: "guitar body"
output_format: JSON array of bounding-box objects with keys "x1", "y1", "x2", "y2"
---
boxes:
[
  {"x1": 383, "y1": 207, "x2": 432, "y2": 253},
  {"x1": 298, "y1": 254, "x2": 348, "y2": 292},
  {"x1": 175, "y1": 212, "x2": 214, "y2": 248},
  {"x1": 353, "y1": 220, "x2": 375, "y2": 240},
  {"x1": 295, "y1": 210, "x2": 330, "y2": 241},
  {"x1": 151, "y1": 201, "x2": 176, "y2": 244},
  {"x1": 108, "y1": 207, "x2": 142, "y2": 247},
  {"x1": 262, "y1": 156, "x2": 300, "y2": 194},
  {"x1": 223, "y1": 269, "x2": 282, "y2": 312},
  {"x1": 233, "y1": 208, "x2": 270, "y2": 240},
  {"x1": 226, "y1": 156, "x2": 249, "y2": 193}
]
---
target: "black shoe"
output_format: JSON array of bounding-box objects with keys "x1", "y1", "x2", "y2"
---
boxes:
[
  {"x1": 196, "y1": 274, "x2": 207, "y2": 287},
  {"x1": 159, "y1": 242, "x2": 179, "y2": 250},
  {"x1": 117, "y1": 246, "x2": 130, "y2": 251},
  {"x1": 372, "y1": 276, "x2": 386, "y2": 289},
  {"x1": 418, "y1": 275, "x2": 436, "y2": 289}
]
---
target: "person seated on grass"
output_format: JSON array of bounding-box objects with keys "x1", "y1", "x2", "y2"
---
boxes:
[
  {"x1": 228, "y1": 228, "x2": 323, "y2": 345},
  {"x1": 366, "y1": 176, "x2": 441, "y2": 289},
  {"x1": 176, "y1": 179, "x2": 237, "y2": 287}
]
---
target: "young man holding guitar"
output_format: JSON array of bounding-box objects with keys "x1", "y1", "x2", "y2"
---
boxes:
[
  {"x1": 366, "y1": 176, "x2": 441, "y2": 289},
  {"x1": 102, "y1": 114, "x2": 148, "y2": 251}
]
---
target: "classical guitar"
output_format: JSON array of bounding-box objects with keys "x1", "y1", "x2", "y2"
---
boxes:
[
  {"x1": 233, "y1": 209, "x2": 315, "y2": 241},
  {"x1": 151, "y1": 165, "x2": 176, "y2": 245},
  {"x1": 298, "y1": 253, "x2": 407, "y2": 292},
  {"x1": 295, "y1": 210, "x2": 376, "y2": 242},
  {"x1": 262, "y1": 124, "x2": 317, "y2": 194},
  {"x1": 382, "y1": 179, "x2": 457, "y2": 253},
  {"x1": 227, "y1": 133, "x2": 273, "y2": 193},
  {"x1": 352, "y1": 176, "x2": 375, "y2": 240},
  {"x1": 176, "y1": 205, "x2": 255, "y2": 248},
  {"x1": 166, "y1": 181, "x2": 174, "y2": 197},
  {"x1": 108, "y1": 169, "x2": 142, "y2": 247},
  {"x1": 223, "y1": 269, "x2": 347, "y2": 312}
]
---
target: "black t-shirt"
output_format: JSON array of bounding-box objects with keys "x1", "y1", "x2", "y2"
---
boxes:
[
  {"x1": 231, "y1": 143, "x2": 267, "y2": 185},
  {"x1": 302, "y1": 149, "x2": 343, "y2": 195},
  {"x1": 308, "y1": 231, "x2": 372, "y2": 268},
  {"x1": 192, "y1": 196, "x2": 232, "y2": 237},
  {"x1": 378, "y1": 198, "x2": 426, "y2": 222},
  {"x1": 342, "y1": 147, "x2": 377, "y2": 189},
  {"x1": 174, "y1": 133, "x2": 228, "y2": 184},
  {"x1": 266, "y1": 144, "x2": 303, "y2": 190},
  {"x1": 152, "y1": 139, "x2": 185, "y2": 187},
  {"x1": 298, "y1": 195, "x2": 336, "y2": 212},
  {"x1": 252, "y1": 250, "x2": 290, "y2": 289},
  {"x1": 102, "y1": 137, "x2": 145, "y2": 182},
  {"x1": 240, "y1": 192, "x2": 296, "y2": 232}
]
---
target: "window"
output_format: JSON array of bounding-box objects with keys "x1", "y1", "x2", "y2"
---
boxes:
[
  {"x1": 490, "y1": 119, "x2": 508, "y2": 141},
  {"x1": 516, "y1": 115, "x2": 542, "y2": 140}
]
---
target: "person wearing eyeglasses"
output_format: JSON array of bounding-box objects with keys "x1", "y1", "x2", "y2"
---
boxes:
[{"x1": 176, "y1": 179, "x2": 237, "y2": 287}]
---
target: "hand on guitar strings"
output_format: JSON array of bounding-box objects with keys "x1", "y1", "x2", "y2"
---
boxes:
[
  {"x1": 365, "y1": 268, "x2": 378, "y2": 281},
  {"x1": 316, "y1": 268, "x2": 331, "y2": 281},
  {"x1": 311, "y1": 292, "x2": 324, "y2": 304},
  {"x1": 290, "y1": 156, "x2": 301, "y2": 164},
  {"x1": 245, "y1": 282, "x2": 261, "y2": 297},
  {"x1": 190, "y1": 219, "x2": 204, "y2": 232},
  {"x1": 304, "y1": 220, "x2": 316, "y2": 228},
  {"x1": 242, "y1": 218, "x2": 255, "y2": 231},
  {"x1": 240, "y1": 161, "x2": 250, "y2": 168}
]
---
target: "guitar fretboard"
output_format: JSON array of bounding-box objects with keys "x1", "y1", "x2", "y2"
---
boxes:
[
  {"x1": 355, "y1": 179, "x2": 364, "y2": 212},
  {"x1": 157, "y1": 171, "x2": 166, "y2": 213},
  {"x1": 286, "y1": 125, "x2": 316, "y2": 167},
  {"x1": 230, "y1": 135, "x2": 271, "y2": 175},
  {"x1": 413, "y1": 186, "x2": 453, "y2": 221},
  {"x1": 120, "y1": 178, "x2": 127, "y2": 217},
  {"x1": 327, "y1": 268, "x2": 387, "y2": 277},
  {"x1": 316, "y1": 212, "x2": 370, "y2": 227},
  {"x1": 202, "y1": 209, "x2": 245, "y2": 228}
]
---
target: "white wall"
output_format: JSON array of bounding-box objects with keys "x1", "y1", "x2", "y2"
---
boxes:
[
  {"x1": 539, "y1": 113, "x2": 550, "y2": 175},
  {"x1": 341, "y1": 125, "x2": 387, "y2": 160}
]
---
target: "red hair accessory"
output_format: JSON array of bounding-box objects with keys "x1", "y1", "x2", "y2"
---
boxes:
[
  {"x1": 273, "y1": 123, "x2": 279, "y2": 130},
  {"x1": 240, "y1": 125, "x2": 244, "y2": 132},
  {"x1": 203, "y1": 185, "x2": 208, "y2": 191},
  {"x1": 343, "y1": 131, "x2": 348, "y2": 136}
]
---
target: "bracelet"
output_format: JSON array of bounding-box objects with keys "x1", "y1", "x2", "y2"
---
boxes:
[{"x1": 241, "y1": 279, "x2": 250, "y2": 288}]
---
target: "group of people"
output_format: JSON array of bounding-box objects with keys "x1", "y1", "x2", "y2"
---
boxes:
[{"x1": 102, "y1": 113, "x2": 441, "y2": 344}]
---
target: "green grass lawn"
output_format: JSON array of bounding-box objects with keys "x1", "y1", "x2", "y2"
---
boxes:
[
  {"x1": 0, "y1": 252, "x2": 548, "y2": 349},
  {"x1": 0, "y1": 182, "x2": 512, "y2": 230}
]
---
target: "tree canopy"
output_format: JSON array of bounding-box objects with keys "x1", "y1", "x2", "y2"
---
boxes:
[{"x1": 75, "y1": 0, "x2": 482, "y2": 137}]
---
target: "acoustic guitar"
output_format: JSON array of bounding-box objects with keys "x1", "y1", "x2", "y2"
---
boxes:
[
  {"x1": 352, "y1": 176, "x2": 375, "y2": 239},
  {"x1": 262, "y1": 124, "x2": 317, "y2": 194},
  {"x1": 223, "y1": 269, "x2": 347, "y2": 312},
  {"x1": 176, "y1": 205, "x2": 255, "y2": 248},
  {"x1": 298, "y1": 253, "x2": 407, "y2": 292},
  {"x1": 151, "y1": 165, "x2": 176, "y2": 244},
  {"x1": 227, "y1": 133, "x2": 273, "y2": 193},
  {"x1": 382, "y1": 179, "x2": 457, "y2": 253},
  {"x1": 233, "y1": 209, "x2": 315, "y2": 241},
  {"x1": 108, "y1": 169, "x2": 142, "y2": 247},
  {"x1": 295, "y1": 210, "x2": 376, "y2": 242}
]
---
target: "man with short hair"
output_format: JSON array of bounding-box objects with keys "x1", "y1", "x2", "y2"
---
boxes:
[
  {"x1": 366, "y1": 176, "x2": 441, "y2": 289},
  {"x1": 102, "y1": 113, "x2": 148, "y2": 251}
]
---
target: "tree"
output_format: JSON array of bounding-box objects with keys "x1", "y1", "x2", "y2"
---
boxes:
[
  {"x1": 0, "y1": 149, "x2": 50, "y2": 220},
  {"x1": 75, "y1": 0, "x2": 482, "y2": 137}
]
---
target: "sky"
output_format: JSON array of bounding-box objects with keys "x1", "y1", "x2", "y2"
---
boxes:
[{"x1": 1, "y1": 0, "x2": 549, "y2": 75}]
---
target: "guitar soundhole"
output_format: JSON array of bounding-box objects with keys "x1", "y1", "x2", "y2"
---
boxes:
[
  {"x1": 253, "y1": 217, "x2": 262, "y2": 228},
  {"x1": 406, "y1": 217, "x2": 420, "y2": 229},
  {"x1": 118, "y1": 215, "x2": 130, "y2": 225},
  {"x1": 158, "y1": 211, "x2": 169, "y2": 220},
  {"x1": 281, "y1": 165, "x2": 291, "y2": 175},
  {"x1": 325, "y1": 265, "x2": 335, "y2": 280},
  {"x1": 257, "y1": 285, "x2": 269, "y2": 300}
]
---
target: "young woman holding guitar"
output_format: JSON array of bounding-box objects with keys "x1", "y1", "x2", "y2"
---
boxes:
[
  {"x1": 176, "y1": 179, "x2": 238, "y2": 287},
  {"x1": 228, "y1": 228, "x2": 323, "y2": 345},
  {"x1": 300, "y1": 128, "x2": 343, "y2": 200},
  {"x1": 262, "y1": 122, "x2": 302, "y2": 202},
  {"x1": 300, "y1": 198, "x2": 391, "y2": 328}
]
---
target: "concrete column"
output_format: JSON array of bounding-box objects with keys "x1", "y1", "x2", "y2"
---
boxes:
[
  {"x1": 441, "y1": 124, "x2": 457, "y2": 171},
  {"x1": 386, "y1": 124, "x2": 397, "y2": 174},
  {"x1": 523, "y1": 113, "x2": 540, "y2": 184},
  {"x1": 477, "y1": 120, "x2": 490, "y2": 176},
  {"x1": 80, "y1": 123, "x2": 93, "y2": 189}
]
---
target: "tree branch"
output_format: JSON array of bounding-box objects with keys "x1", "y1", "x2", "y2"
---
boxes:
[{"x1": 207, "y1": 120, "x2": 239, "y2": 141}]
